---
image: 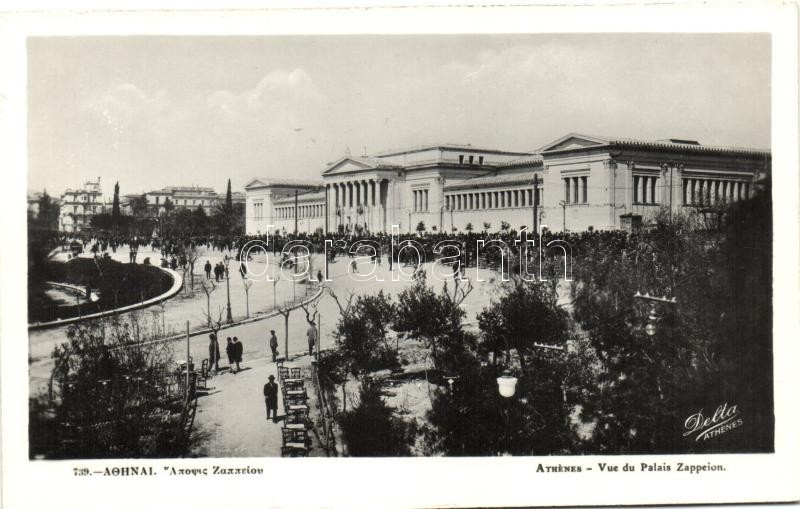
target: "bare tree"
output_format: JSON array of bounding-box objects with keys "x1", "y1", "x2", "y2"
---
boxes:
[
  {"x1": 200, "y1": 279, "x2": 217, "y2": 328},
  {"x1": 277, "y1": 306, "x2": 291, "y2": 361},
  {"x1": 242, "y1": 278, "x2": 253, "y2": 318},
  {"x1": 202, "y1": 305, "x2": 226, "y2": 338},
  {"x1": 182, "y1": 245, "x2": 200, "y2": 293},
  {"x1": 328, "y1": 287, "x2": 355, "y2": 319}
]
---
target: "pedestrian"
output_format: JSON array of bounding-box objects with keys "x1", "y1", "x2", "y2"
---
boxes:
[
  {"x1": 233, "y1": 336, "x2": 243, "y2": 373},
  {"x1": 269, "y1": 330, "x2": 279, "y2": 362},
  {"x1": 316, "y1": 270, "x2": 323, "y2": 285},
  {"x1": 208, "y1": 333, "x2": 220, "y2": 374},
  {"x1": 307, "y1": 323, "x2": 317, "y2": 357},
  {"x1": 263, "y1": 375, "x2": 279, "y2": 421},
  {"x1": 225, "y1": 337, "x2": 234, "y2": 372},
  {"x1": 239, "y1": 261, "x2": 247, "y2": 279},
  {"x1": 204, "y1": 260, "x2": 212, "y2": 279}
]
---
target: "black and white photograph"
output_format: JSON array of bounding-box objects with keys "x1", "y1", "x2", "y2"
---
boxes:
[{"x1": 2, "y1": 4, "x2": 799, "y2": 509}]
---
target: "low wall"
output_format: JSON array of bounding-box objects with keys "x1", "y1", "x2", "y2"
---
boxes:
[{"x1": 28, "y1": 266, "x2": 184, "y2": 331}]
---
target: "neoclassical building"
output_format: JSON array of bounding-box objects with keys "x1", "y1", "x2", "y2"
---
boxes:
[{"x1": 245, "y1": 133, "x2": 770, "y2": 235}]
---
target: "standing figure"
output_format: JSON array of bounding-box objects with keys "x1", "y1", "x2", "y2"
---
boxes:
[
  {"x1": 307, "y1": 323, "x2": 317, "y2": 357},
  {"x1": 263, "y1": 375, "x2": 279, "y2": 421},
  {"x1": 269, "y1": 330, "x2": 279, "y2": 362},
  {"x1": 225, "y1": 337, "x2": 234, "y2": 372},
  {"x1": 233, "y1": 336, "x2": 243, "y2": 373},
  {"x1": 204, "y1": 260, "x2": 212, "y2": 279},
  {"x1": 208, "y1": 333, "x2": 220, "y2": 374}
]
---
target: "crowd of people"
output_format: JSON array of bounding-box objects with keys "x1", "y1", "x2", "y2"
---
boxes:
[{"x1": 55, "y1": 226, "x2": 654, "y2": 281}]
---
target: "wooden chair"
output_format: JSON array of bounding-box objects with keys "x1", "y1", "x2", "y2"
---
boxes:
[
  {"x1": 195, "y1": 359, "x2": 209, "y2": 390},
  {"x1": 284, "y1": 407, "x2": 309, "y2": 431},
  {"x1": 278, "y1": 366, "x2": 290, "y2": 383},
  {"x1": 285, "y1": 378, "x2": 304, "y2": 391},
  {"x1": 290, "y1": 367, "x2": 302, "y2": 379},
  {"x1": 281, "y1": 428, "x2": 308, "y2": 457}
]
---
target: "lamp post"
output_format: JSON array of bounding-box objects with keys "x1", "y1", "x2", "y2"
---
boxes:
[
  {"x1": 496, "y1": 369, "x2": 518, "y2": 454},
  {"x1": 223, "y1": 254, "x2": 233, "y2": 323},
  {"x1": 558, "y1": 199, "x2": 567, "y2": 232}
]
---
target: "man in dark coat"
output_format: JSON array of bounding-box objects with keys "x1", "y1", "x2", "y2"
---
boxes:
[
  {"x1": 269, "y1": 330, "x2": 279, "y2": 362},
  {"x1": 208, "y1": 333, "x2": 220, "y2": 374},
  {"x1": 263, "y1": 375, "x2": 279, "y2": 421},
  {"x1": 232, "y1": 336, "x2": 243, "y2": 373},
  {"x1": 225, "y1": 337, "x2": 234, "y2": 372},
  {"x1": 204, "y1": 260, "x2": 212, "y2": 279}
]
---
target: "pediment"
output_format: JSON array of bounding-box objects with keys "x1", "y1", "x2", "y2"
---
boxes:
[
  {"x1": 322, "y1": 158, "x2": 376, "y2": 176},
  {"x1": 244, "y1": 178, "x2": 269, "y2": 190},
  {"x1": 539, "y1": 133, "x2": 610, "y2": 153}
]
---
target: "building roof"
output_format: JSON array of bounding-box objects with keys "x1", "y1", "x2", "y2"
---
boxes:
[
  {"x1": 370, "y1": 143, "x2": 532, "y2": 158},
  {"x1": 539, "y1": 133, "x2": 770, "y2": 157},
  {"x1": 444, "y1": 171, "x2": 540, "y2": 191},
  {"x1": 272, "y1": 190, "x2": 326, "y2": 204},
  {"x1": 499, "y1": 155, "x2": 545, "y2": 168},
  {"x1": 245, "y1": 177, "x2": 324, "y2": 190}
]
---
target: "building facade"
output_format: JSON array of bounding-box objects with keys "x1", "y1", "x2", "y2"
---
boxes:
[
  {"x1": 245, "y1": 133, "x2": 770, "y2": 235},
  {"x1": 123, "y1": 186, "x2": 246, "y2": 217},
  {"x1": 59, "y1": 179, "x2": 105, "y2": 232}
]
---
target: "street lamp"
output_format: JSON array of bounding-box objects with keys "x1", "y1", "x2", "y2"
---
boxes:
[
  {"x1": 558, "y1": 200, "x2": 567, "y2": 232},
  {"x1": 633, "y1": 291, "x2": 677, "y2": 337},
  {"x1": 496, "y1": 369, "x2": 518, "y2": 398},
  {"x1": 496, "y1": 369, "x2": 518, "y2": 455}
]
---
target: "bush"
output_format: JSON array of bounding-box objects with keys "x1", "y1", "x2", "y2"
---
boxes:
[{"x1": 338, "y1": 380, "x2": 416, "y2": 456}]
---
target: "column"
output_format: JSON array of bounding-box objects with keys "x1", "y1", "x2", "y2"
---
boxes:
[
  {"x1": 564, "y1": 178, "x2": 571, "y2": 204},
  {"x1": 581, "y1": 176, "x2": 588, "y2": 203},
  {"x1": 650, "y1": 177, "x2": 657, "y2": 204},
  {"x1": 641, "y1": 176, "x2": 648, "y2": 204},
  {"x1": 634, "y1": 176, "x2": 639, "y2": 203}
]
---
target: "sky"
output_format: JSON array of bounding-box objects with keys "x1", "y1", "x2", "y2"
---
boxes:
[{"x1": 27, "y1": 34, "x2": 771, "y2": 199}]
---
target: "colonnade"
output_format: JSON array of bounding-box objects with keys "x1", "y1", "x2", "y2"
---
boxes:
[
  {"x1": 683, "y1": 178, "x2": 750, "y2": 206},
  {"x1": 275, "y1": 203, "x2": 325, "y2": 219},
  {"x1": 444, "y1": 187, "x2": 540, "y2": 211},
  {"x1": 563, "y1": 177, "x2": 588, "y2": 205},
  {"x1": 328, "y1": 178, "x2": 390, "y2": 232}
]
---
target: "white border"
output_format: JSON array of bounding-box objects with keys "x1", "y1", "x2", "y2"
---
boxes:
[{"x1": 1, "y1": 4, "x2": 798, "y2": 509}]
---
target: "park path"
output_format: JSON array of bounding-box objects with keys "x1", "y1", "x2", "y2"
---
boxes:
[{"x1": 190, "y1": 353, "x2": 323, "y2": 457}]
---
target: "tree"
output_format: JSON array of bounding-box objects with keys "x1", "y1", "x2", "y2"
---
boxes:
[
  {"x1": 569, "y1": 189, "x2": 773, "y2": 454},
  {"x1": 200, "y1": 279, "x2": 217, "y2": 327},
  {"x1": 465, "y1": 222, "x2": 474, "y2": 233},
  {"x1": 483, "y1": 222, "x2": 491, "y2": 232},
  {"x1": 415, "y1": 221, "x2": 426, "y2": 234},
  {"x1": 332, "y1": 291, "x2": 398, "y2": 376},
  {"x1": 112, "y1": 182, "x2": 121, "y2": 227},
  {"x1": 500, "y1": 220, "x2": 510, "y2": 232},
  {"x1": 163, "y1": 197, "x2": 175, "y2": 217},
  {"x1": 242, "y1": 278, "x2": 253, "y2": 318},
  {"x1": 225, "y1": 179, "x2": 233, "y2": 215},
  {"x1": 130, "y1": 194, "x2": 149, "y2": 218},
  {"x1": 393, "y1": 273, "x2": 474, "y2": 374},
  {"x1": 29, "y1": 313, "x2": 188, "y2": 459},
  {"x1": 338, "y1": 380, "x2": 416, "y2": 456}
]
